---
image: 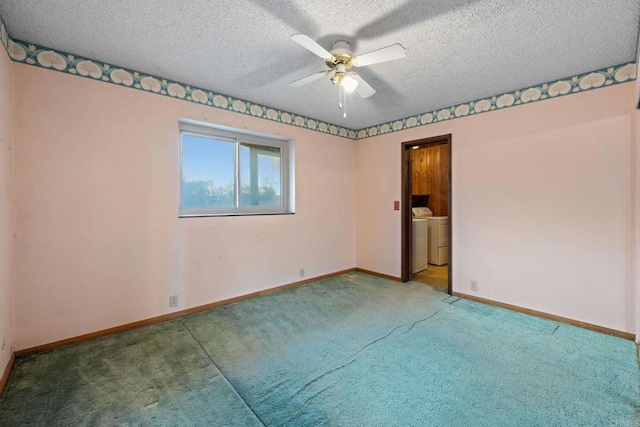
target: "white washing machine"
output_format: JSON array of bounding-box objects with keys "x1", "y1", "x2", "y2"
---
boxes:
[{"x1": 412, "y1": 207, "x2": 433, "y2": 274}]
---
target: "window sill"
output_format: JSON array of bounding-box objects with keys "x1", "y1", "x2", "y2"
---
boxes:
[{"x1": 179, "y1": 212, "x2": 295, "y2": 218}]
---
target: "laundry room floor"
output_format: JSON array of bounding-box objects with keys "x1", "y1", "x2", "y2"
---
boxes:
[{"x1": 413, "y1": 265, "x2": 448, "y2": 292}]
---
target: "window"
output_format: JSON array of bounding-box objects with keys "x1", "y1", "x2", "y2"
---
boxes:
[{"x1": 179, "y1": 121, "x2": 292, "y2": 216}]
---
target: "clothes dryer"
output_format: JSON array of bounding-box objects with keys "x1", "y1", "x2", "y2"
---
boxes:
[{"x1": 412, "y1": 218, "x2": 428, "y2": 273}]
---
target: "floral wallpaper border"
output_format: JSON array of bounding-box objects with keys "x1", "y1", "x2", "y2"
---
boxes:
[
  {"x1": 352, "y1": 62, "x2": 637, "y2": 139},
  {"x1": 0, "y1": 17, "x2": 636, "y2": 141},
  {"x1": 0, "y1": 21, "x2": 356, "y2": 139}
]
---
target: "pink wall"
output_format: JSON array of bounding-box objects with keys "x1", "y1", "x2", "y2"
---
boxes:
[
  {"x1": 13, "y1": 64, "x2": 357, "y2": 350},
  {"x1": 635, "y1": 109, "x2": 640, "y2": 341},
  {"x1": 0, "y1": 47, "x2": 14, "y2": 369},
  {"x1": 7, "y1": 59, "x2": 639, "y2": 349},
  {"x1": 357, "y1": 83, "x2": 637, "y2": 333}
]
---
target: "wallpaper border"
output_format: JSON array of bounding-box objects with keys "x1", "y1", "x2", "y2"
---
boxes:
[
  {"x1": 352, "y1": 62, "x2": 637, "y2": 139},
  {"x1": 0, "y1": 18, "x2": 636, "y2": 141}
]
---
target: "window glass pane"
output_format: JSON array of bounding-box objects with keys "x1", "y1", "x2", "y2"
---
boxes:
[
  {"x1": 181, "y1": 134, "x2": 235, "y2": 208},
  {"x1": 240, "y1": 143, "x2": 282, "y2": 207}
]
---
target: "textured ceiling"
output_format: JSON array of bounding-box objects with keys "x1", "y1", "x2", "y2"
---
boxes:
[{"x1": 0, "y1": 0, "x2": 639, "y2": 130}]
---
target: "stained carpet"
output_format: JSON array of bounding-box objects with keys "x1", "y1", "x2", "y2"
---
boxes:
[{"x1": 0, "y1": 272, "x2": 638, "y2": 426}]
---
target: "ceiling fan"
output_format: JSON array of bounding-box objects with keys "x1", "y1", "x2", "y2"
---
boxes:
[{"x1": 289, "y1": 34, "x2": 406, "y2": 115}]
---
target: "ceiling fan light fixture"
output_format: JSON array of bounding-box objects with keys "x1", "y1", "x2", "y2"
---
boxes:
[
  {"x1": 342, "y1": 74, "x2": 358, "y2": 92},
  {"x1": 331, "y1": 71, "x2": 358, "y2": 92}
]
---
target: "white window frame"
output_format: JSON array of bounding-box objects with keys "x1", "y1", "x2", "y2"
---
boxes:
[{"x1": 179, "y1": 120, "x2": 292, "y2": 217}]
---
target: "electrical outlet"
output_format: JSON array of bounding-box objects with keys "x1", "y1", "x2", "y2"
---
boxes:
[
  {"x1": 470, "y1": 280, "x2": 478, "y2": 291},
  {"x1": 300, "y1": 268, "x2": 305, "y2": 278},
  {"x1": 169, "y1": 295, "x2": 179, "y2": 308}
]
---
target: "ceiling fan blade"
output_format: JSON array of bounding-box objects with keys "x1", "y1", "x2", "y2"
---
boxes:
[
  {"x1": 289, "y1": 70, "x2": 330, "y2": 88},
  {"x1": 352, "y1": 74, "x2": 376, "y2": 98},
  {"x1": 290, "y1": 34, "x2": 335, "y2": 61},
  {"x1": 354, "y1": 43, "x2": 406, "y2": 67}
]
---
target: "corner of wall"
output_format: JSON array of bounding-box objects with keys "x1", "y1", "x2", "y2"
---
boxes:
[
  {"x1": 634, "y1": 108, "x2": 640, "y2": 343},
  {"x1": 634, "y1": 34, "x2": 640, "y2": 343},
  {"x1": 0, "y1": 13, "x2": 16, "y2": 374}
]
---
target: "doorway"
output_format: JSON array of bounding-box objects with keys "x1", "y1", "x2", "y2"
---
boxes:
[{"x1": 401, "y1": 134, "x2": 452, "y2": 294}]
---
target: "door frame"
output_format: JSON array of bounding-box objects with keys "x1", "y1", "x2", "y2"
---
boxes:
[{"x1": 401, "y1": 134, "x2": 452, "y2": 294}]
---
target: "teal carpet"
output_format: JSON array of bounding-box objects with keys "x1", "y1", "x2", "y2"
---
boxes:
[{"x1": 0, "y1": 272, "x2": 638, "y2": 426}]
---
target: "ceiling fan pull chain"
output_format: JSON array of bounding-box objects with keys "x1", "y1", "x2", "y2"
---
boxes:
[{"x1": 343, "y1": 89, "x2": 347, "y2": 118}]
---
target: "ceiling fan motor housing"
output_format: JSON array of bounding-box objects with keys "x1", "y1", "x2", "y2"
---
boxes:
[{"x1": 327, "y1": 40, "x2": 356, "y2": 69}]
